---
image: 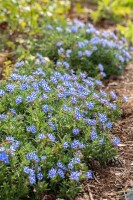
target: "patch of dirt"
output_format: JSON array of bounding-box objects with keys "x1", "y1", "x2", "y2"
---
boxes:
[{"x1": 75, "y1": 59, "x2": 133, "y2": 200}]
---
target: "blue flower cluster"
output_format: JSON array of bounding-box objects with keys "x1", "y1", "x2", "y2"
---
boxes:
[
  {"x1": 0, "y1": 151, "x2": 9, "y2": 164},
  {"x1": 0, "y1": 24, "x2": 129, "y2": 197},
  {"x1": 44, "y1": 20, "x2": 131, "y2": 78}
]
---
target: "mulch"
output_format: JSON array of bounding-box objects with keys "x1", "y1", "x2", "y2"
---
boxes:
[{"x1": 75, "y1": 59, "x2": 133, "y2": 200}]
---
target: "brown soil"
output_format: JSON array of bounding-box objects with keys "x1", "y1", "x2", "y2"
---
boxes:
[{"x1": 75, "y1": 59, "x2": 133, "y2": 200}]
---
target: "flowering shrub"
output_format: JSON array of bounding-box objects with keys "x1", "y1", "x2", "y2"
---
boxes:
[
  {"x1": 0, "y1": 55, "x2": 123, "y2": 199},
  {"x1": 32, "y1": 20, "x2": 131, "y2": 78}
]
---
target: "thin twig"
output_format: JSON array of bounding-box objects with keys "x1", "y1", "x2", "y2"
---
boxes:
[
  {"x1": 93, "y1": 173, "x2": 100, "y2": 183},
  {"x1": 87, "y1": 185, "x2": 94, "y2": 200}
]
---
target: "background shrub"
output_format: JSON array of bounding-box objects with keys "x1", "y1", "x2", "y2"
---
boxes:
[{"x1": 31, "y1": 21, "x2": 131, "y2": 78}]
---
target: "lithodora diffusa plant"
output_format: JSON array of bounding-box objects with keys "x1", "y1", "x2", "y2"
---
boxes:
[
  {"x1": 33, "y1": 20, "x2": 131, "y2": 79},
  {"x1": 0, "y1": 55, "x2": 124, "y2": 199}
]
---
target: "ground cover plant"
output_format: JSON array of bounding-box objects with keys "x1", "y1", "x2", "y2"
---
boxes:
[
  {"x1": 31, "y1": 20, "x2": 131, "y2": 78},
  {"x1": 0, "y1": 1, "x2": 132, "y2": 199},
  {"x1": 1, "y1": 20, "x2": 131, "y2": 80},
  {"x1": 0, "y1": 53, "x2": 127, "y2": 199}
]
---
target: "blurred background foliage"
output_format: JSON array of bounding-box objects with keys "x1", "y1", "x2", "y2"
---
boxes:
[
  {"x1": 0, "y1": 0, "x2": 132, "y2": 41},
  {"x1": 0, "y1": 0, "x2": 132, "y2": 79}
]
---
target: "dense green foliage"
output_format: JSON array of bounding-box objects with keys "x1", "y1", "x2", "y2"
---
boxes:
[{"x1": 0, "y1": 55, "x2": 123, "y2": 199}]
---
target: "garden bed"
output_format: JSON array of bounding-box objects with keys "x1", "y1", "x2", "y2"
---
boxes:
[{"x1": 0, "y1": 19, "x2": 133, "y2": 200}]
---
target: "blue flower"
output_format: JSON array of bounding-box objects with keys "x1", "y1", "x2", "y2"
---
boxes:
[
  {"x1": 46, "y1": 24, "x2": 53, "y2": 30},
  {"x1": 26, "y1": 125, "x2": 37, "y2": 134},
  {"x1": 86, "y1": 170, "x2": 93, "y2": 179},
  {"x1": 0, "y1": 151, "x2": 9, "y2": 164},
  {"x1": 47, "y1": 133, "x2": 56, "y2": 142},
  {"x1": 57, "y1": 162, "x2": 66, "y2": 171},
  {"x1": 87, "y1": 119, "x2": 97, "y2": 126},
  {"x1": 73, "y1": 128, "x2": 80, "y2": 135},
  {"x1": 10, "y1": 73, "x2": 19, "y2": 80},
  {"x1": 23, "y1": 166, "x2": 30, "y2": 174},
  {"x1": 56, "y1": 61, "x2": 62, "y2": 66},
  {"x1": 37, "y1": 172, "x2": 43, "y2": 180},
  {"x1": 63, "y1": 141, "x2": 69, "y2": 148},
  {"x1": 37, "y1": 133, "x2": 46, "y2": 139},
  {"x1": 100, "y1": 90, "x2": 107, "y2": 97},
  {"x1": 42, "y1": 84, "x2": 51, "y2": 93},
  {"x1": 71, "y1": 26, "x2": 78, "y2": 33},
  {"x1": 66, "y1": 49, "x2": 72, "y2": 58},
  {"x1": 123, "y1": 96, "x2": 128, "y2": 102},
  {"x1": 112, "y1": 137, "x2": 120, "y2": 146},
  {"x1": 75, "y1": 110, "x2": 82, "y2": 120},
  {"x1": 91, "y1": 130, "x2": 98, "y2": 140},
  {"x1": 56, "y1": 27, "x2": 63, "y2": 32},
  {"x1": 58, "y1": 169, "x2": 65, "y2": 178},
  {"x1": 43, "y1": 105, "x2": 49, "y2": 113},
  {"x1": 0, "y1": 114, "x2": 7, "y2": 120},
  {"x1": 32, "y1": 82, "x2": 39, "y2": 91},
  {"x1": 50, "y1": 76, "x2": 58, "y2": 84},
  {"x1": 6, "y1": 84, "x2": 15, "y2": 92},
  {"x1": 16, "y1": 96, "x2": 22, "y2": 105},
  {"x1": 110, "y1": 91, "x2": 117, "y2": 99},
  {"x1": 6, "y1": 136, "x2": 14, "y2": 141},
  {"x1": 63, "y1": 61, "x2": 70, "y2": 69},
  {"x1": 12, "y1": 140, "x2": 20, "y2": 149},
  {"x1": 78, "y1": 41, "x2": 85, "y2": 48},
  {"x1": 56, "y1": 41, "x2": 62, "y2": 47},
  {"x1": 99, "y1": 139, "x2": 104, "y2": 145},
  {"x1": 71, "y1": 157, "x2": 80, "y2": 164},
  {"x1": 100, "y1": 72, "x2": 106, "y2": 77},
  {"x1": 98, "y1": 64, "x2": 104, "y2": 72},
  {"x1": 42, "y1": 94, "x2": 48, "y2": 100},
  {"x1": 41, "y1": 155, "x2": 46, "y2": 160},
  {"x1": 48, "y1": 121, "x2": 56, "y2": 131},
  {"x1": 48, "y1": 168, "x2": 57, "y2": 179},
  {"x1": 0, "y1": 147, "x2": 5, "y2": 152},
  {"x1": 68, "y1": 162, "x2": 74, "y2": 169},
  {"x1": 86, "y1": 102, "x2": 95, "y2": 110},
  {"x1": 26, "y1": 92, "x2": 38, "y2": 102},
  {"x1": 98, "y1": 113, "x2": 107, "y2": 123},
  {"x1": 71, "y1": 96, "x2": 77, "y2": 104},
  {"x1": 0, "y1": 89, "x2": 5, "y2": 97},
  {"x1": 29, "y1": 174, "x2": 36, "y2": 184},
  {"x1": 26, "y1": 152, "x2": 40, "y2": 162},
  {"x1": 109, "y1": 103, "x2": 117, "y2": 110},
  {"x1": 106, "y1": 121, "x2": 112, "y2": 129},
  {"x1": 71, "y1": 139, "x2": 80, "y2": 149},
  {"x1": 78, "y1": 51, "x2": 83, "y2": 57},
  {"x1": 21, "y1": 83, "x2": 29, "y2": 90},
  {"x1": 85, "y1": 50, "x2": 92, "y2": 57},
  {"x1": 70, "y1": 171, "x2": 80, "y2": 181},
  {"x1": 15, "y1": 60, "x2": 24, "y2": 68},
  {"x1": 58, "y1": 48, "x2": 64, "y2": 55}
]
